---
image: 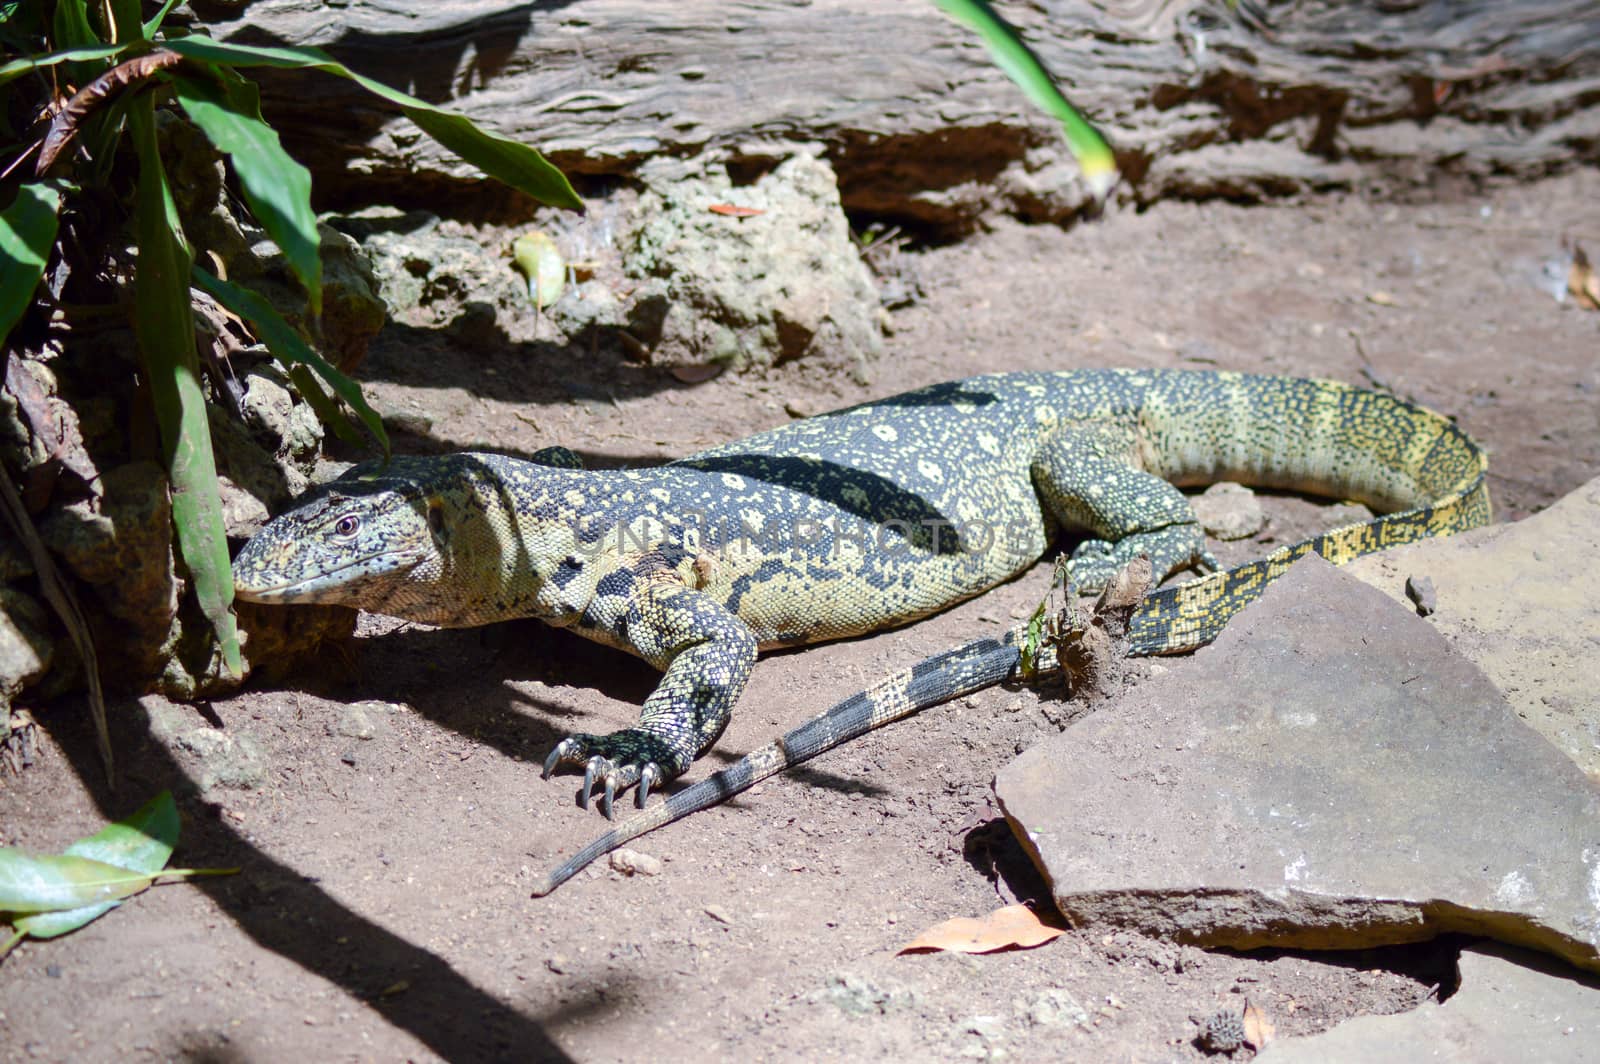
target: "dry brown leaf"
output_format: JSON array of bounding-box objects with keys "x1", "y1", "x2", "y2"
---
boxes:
[
  {"x1": 37, "y1": 50, "x2": 183, "y2": 174},
  {"x1": 708, "y1": 203, "x2": 764, "y2": 217},
  {"x1": 1242, "y1": 1000, "x2": 1276, "y2": 1048},
  {"x1": 899, "y1": 903, "x2": 1064, "y2": 955},
  {"x1": 1569, "y1": 245, "x2": 1600, "y2": 311}
]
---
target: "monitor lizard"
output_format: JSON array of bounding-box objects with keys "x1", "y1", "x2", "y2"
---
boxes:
[{"x1": 232, "y1": 368, "x2": 1489, "y2": 895}]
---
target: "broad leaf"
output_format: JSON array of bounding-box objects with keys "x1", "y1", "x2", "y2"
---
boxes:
[
  {"x1": 159, "y1": 35, "x2": 582, "y2": 210},
  {"x1": 932, "y1": 0, "x2": 1117, "y2": 200},
  {"x1": 193, "y1": 266, "x2": 389, "y2": 456},
  {"x1": 129, "y1": 99, "x2": 242, "y2": 678},
  {"x1": 173, "y1": 72, "x2": 321, "y2": 314},
  {"x1": 14, "y1": 792, "x2": 178, "y2": 940},
  {"x1": 0, "y1": 852, "x2": 159, "y2": 913},
  {"x1": 0, "y1": 183, "x2": 61, "y2": 350}
]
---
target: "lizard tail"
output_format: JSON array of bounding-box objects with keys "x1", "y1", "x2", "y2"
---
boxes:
[
  {"x1": 1127, "y1": 382, "x2": 1490, "y2": 655},
  {"x1": 531, "y1": 625, "x2": 1036, "y2": 896}
]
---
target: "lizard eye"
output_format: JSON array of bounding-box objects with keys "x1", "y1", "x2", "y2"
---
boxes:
[{"x1": 332, "y1": 513, "x2": 361, "y2": 537}]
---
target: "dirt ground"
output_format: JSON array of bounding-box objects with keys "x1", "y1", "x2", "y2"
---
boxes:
[{"x1": 4, "y1": 168, "x2": 1599, "y2": 1063}]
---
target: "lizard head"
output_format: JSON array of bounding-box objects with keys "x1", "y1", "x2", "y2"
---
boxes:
[{"x1": 233, "y1": 456, "x2": 456, "y2": 611}]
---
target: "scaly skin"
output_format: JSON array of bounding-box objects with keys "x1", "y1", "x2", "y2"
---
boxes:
[{"x1": 233, "y1": 369, "x2": 1489, "y2": 888}]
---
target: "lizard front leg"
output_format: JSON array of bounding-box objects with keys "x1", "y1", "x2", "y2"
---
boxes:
[
  {"x1": 542, "y1": 578, "x2": 757, "y2": 819},
  {"x1": 1031, "y1": 421, "x2": 1219, "y2": 590}
]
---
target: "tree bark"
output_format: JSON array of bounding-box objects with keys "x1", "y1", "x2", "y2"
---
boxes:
[{"x1": 190, "y1": 0, "x2": 1600, "y2": 226}]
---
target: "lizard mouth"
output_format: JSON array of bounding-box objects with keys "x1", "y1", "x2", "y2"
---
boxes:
[{"x1": 233, "y1": 546, "x2": 427, "y2": 603}]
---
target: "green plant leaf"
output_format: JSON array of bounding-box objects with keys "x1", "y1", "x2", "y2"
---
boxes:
[
  {"x1": 12, "y1": 792, "x2": 178, "y2": 940},
  {"x1": 193, "y1": 266, "x2": 389, "y2": 457},
  {"x1": 172, "y1": 72, "x2": 321, "y2": 314},
  {"x1": 932, "y1": 0, "x2": 1117, "y2": 200},
  {"x1": 159, "y1": 35, "x2": 583, "y2": 210},
  {"x1": 0, "y1": 852, "x2": 158, "y2": 913},
  {"x1": 50, "y1": 0, "x2": 97, "y2": 49},
  {"x1": 0, "y1": 44, "x2": 125, "y2": 87},
  {"x1": 106, "y1": 0, "x2": 143, "y2": 43},
  {"x1": 143, "y1": 0, "x2": 184, "y2": 37},
  {"x1": 0, "y1": 182, "x2": 61, "y2": 350},
  {"x1": 129, "y1": 98, "x2": 242, "y2": 679}
]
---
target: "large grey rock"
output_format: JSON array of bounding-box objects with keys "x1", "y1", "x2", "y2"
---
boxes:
[
  {"x1": 1344, "y1": 474, "x2": 1600, "y2": 780},
  {"x1": 1258, "y1": 943, "x2": 1600, "y2": 1063},
  {"x1": 996, "y1": 555, "x2": 1600, "y2": 972}
]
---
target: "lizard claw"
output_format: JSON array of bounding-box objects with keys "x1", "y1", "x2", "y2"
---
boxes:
[
  {"x1": 636, "y1": 763, "x2": 661, "y2": 808},
  {"x1": 542, "y1": 738, "x2": 581, "y2": 780},
  {"x1": 540, "y1": 729, "x2": 687, "y2": 816},
  {"x1": 577, "y1": 755, "x2": 642, "y2": 820}
]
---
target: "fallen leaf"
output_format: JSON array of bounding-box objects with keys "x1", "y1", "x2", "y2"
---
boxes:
[
  {"x1": 708, "y1": 204, "x2": 763, "y2": 217},
  {"x1": 1366, "y1": 290, "x2": 1398, "y2": 307},
  {"x1": 0, "y1": 852, "x2": 160, "y2": 914},
  {"x1": 511, "y1": 231, "x2": 565, "y2": 309},
  {"x1": 899, "y1": 903, "x2": 1064, "y2": 955},
  {"x1": 0, "y1": 792, "x2": 237, "y2": 959},
  {"x1": 1242, "y1": 1000, "x2": 1276, "y2": 1048},
  {"x1": 1569, "y1": 245, "x2": 1600, "y2": 310}
]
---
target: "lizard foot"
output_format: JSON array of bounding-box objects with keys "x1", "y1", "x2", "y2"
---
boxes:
[{"x1": 541, "y1": 732, "x2": 682, "y2": 819}]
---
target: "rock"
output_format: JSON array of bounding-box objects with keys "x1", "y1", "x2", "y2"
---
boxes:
[
  {"x1": 817, "y1": 972, "x2": 918, "y2": 1016},
  {"x1": 37, "y1": 462, "x2": 177, "y2": 682},
  {"x1": 145, "y1": 696, "x2": 269, "y2": 792},
  {"x1": 1343, "y1": 474, "x2": 1600, "y2": 779},
  {"x1": 608, "y1": 848, "x2": 663, "y2": 878},
  {"x1": 238, "y1": 367, "x2": 323, "y2": 479},
  {"x1": 1014, "y1": 987, "x2": 1089, "y2": 1029},
  {"x1": 348, "y1": 211, "x2": 527, "y2": 333},
  {"x1": 1190, "y1": 482, "x2": 1266, "y2": 541},
  {"x1": 236, "y1": 224, "x2": 388, "y2": 374},
  {"x1": 625, "y1": 152, "x2": 883, "y2": 376},
  {"x1": 0, "y1": 588, "x2": 54, "y2": 708},
  {"x1": 995, "y1": 554, "x2": 1600, "y2": 973},
  {"x1": 1257, "y1": 943, "x2": 1600, "y2": 1063}
]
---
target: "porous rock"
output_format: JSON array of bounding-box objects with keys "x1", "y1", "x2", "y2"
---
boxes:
[{"x1": 625, "y1": 152, "x2": 883, "y2": 376}]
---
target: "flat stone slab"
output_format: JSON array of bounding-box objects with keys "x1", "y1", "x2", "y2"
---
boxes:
[
  {"x1": 996, "y1": 554, "x2": 1600, "y2": 972},
  {"x1": 1258, "y1": 943, "x2": 1600, "y2": 1063},
  {"x1": 1344, "y1": 474, "x2": 1600, "y2": 779}
]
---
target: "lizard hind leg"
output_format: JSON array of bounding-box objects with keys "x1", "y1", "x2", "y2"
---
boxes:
[{"x1": 1030, "y1": 421, "x2": 1216, "y2": 592}]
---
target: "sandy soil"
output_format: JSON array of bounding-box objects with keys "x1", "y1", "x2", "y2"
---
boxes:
[{"x1": 3, "y1": 169, "x2": 1598, "y2": 1063}]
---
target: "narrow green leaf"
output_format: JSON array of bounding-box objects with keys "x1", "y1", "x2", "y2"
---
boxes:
[
  {"x1": 106, "y1": 0, "x2": 143, "y2": 43},
  {"x1": 0, "y1": 45, "x2": 125, "y2": 87},
  {"x1": 13, "y1": 791, "x2": 178, "y2": 940},
  {"x1": 172, "y1": 72, "x2": 321, "y2": 315},
  {"x1": 0, "y1": 851, "x2": 156, "y2": 913},
  {"x1": 143, "y1": 0, "x2": 184, "y2": 37},
  {"x1": 193, "y1": 266, "x2": 389, "y2": 457},
  {"x1": 159, "y1": 36, "x2": 583, "y2": 210},
  {"x1": 50, "y1": 0, "x2": 96, "y2": 50},
  {"x1": 932, "y1": 0, "x2": 1118, "y2": 200},
  {"x1": 0, "y1": 183, "x2": 61, "y2": 350},
  {"x1": 129, "y1": 99, "x2": 243, "y2": 678}
]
